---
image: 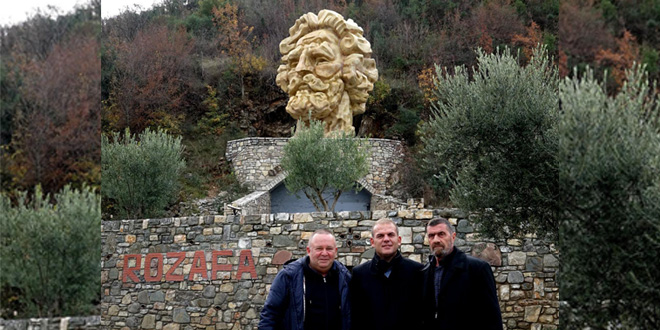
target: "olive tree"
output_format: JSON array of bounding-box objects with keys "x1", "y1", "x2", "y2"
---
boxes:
[
  {"x1": 102, "y1": 128, "x2": 185, "y2": 219},
  {"x1": 280, "y1": 120, "x2": 369, "y2": 212},
  {"x1": 420, "y1": 47, "x2": 559, "y2": 240},
  {"x1": 0, "y1": 185, "x2": 100, "y2": 317},
  {"x1": 558, "y1": 65, "x2": 660, "y2": 329}
]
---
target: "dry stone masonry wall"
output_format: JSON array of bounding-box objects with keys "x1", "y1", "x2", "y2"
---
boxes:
[
  {"x1": 101, "y1": 209, "x2": 559, "y2": 330},
  {"x1": 0, "y1": 316, "x2": 100, "y2": 330},
  {"x1": 225, "y1": 138, "x2": 289, "y2": 191},
  {"x1": 224, "y1": 191, "x2": 270, "y2": 216},
  {"x1": 225, "y1": 137, "x2": 405, "y2": 196}
]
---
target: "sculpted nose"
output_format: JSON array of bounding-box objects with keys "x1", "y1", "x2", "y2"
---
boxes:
[{"x1": 295, "y1": 51, "x2": 312, "y2": 73}]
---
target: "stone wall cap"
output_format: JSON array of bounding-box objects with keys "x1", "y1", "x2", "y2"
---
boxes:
[{"x1": 226, "y1": 136, "x2": 404, "y2": 144}]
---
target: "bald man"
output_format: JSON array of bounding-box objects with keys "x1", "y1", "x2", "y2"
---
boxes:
[{"x1": 259, "y1": 229, "x2": 351, "y2": 330}]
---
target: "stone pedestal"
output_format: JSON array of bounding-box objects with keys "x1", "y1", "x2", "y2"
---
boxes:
[{"x1": 225, "y1": 137, "x2": 406, "y2": 215}]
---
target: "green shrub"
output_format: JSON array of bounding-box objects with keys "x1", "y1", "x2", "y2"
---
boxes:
[
  {"x1": 0, "y1": 185, "x2": 100, "y2": 318},
  {"x1": 641, "y1": 45, "x2": 659, "y2": 77},
  {"x1": 102, "y1": 128, "x2": 185, "y2": 219},
  {"x1": 558, "y1": 65, "x2": 660, "y2": 329},
  {"x1": 420, "y1": 46, "x2": 559, "y2": 240},
  {"x1": 386, "y1": 107, "x2": 421, "y2": 145},
  {"x1": 280, "y1": 120, "x2": 369, "y2": 212}
]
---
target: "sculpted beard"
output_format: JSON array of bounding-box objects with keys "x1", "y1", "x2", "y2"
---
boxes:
[{"x1": 286, "y1": 73, "x2": 344, "y2": 120}]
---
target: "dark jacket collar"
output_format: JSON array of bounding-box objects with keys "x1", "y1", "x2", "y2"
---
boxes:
[
  {"x1": 428, "y1": 246, "x2": 457, "y2": 266},
  {"x1": 425, "y1": 247, "x2": 465, "y2": 270},
  {"x1": 370, "y1": 250, "x2": 402, "y2": 274}
]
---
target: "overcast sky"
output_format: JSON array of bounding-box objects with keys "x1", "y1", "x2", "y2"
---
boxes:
[
  {"x1": 102, "y1": 0, "x2": 160, "y2": 20},
  {"x1": 1, "y1": 0, "x2": 160, "y2": 26}
]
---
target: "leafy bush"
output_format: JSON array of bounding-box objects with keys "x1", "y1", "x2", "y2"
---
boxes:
[
  {"x1": 558, "y1": 65, "x2": 660, "y2": 329},
  {"x1": 420, "y1": 47, "x2": 559, "y2": 240},
  {"x1": 641, "y1": 45, "x2": 659, "y2": 76},
  {"x1": 386, "y1": 107, "x2": 421, "y2": 145},
  {"x1": 0, "y1": 185, "x2": 100, "y2": 318},
  {"x1": 102, "y1": 128, "x2": 185, "y2": 219},
  {"x1": 280, "y1": 120, "x2": 369, "y2": 212}
]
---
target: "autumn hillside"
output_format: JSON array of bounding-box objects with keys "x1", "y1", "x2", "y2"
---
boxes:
[
  {"x1": 1, "y1": 1, "x2": 102, "y2": 198},
  {"x1": 1, "y1": 0, "x2": 659, "y2": 321},
  {"x1": 2, "y1": 0, "x2": 658, "y2": 216}
]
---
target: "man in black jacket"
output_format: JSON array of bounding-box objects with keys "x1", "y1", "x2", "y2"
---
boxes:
[
  {"x1": 350, "y1": 218, "x2": 424, "y2": 330},
  {"x1": 422, "y1": 217, "x2": 503, "y2": 329}
]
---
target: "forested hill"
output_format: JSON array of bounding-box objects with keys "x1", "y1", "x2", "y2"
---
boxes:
[
  {"x1": 97, "y1": 0, "x2": 568, "y2": 211},
  {"x1": 2, "y1": 0, "x2": 658, "y2": 209},
  {"x1": 100, "y1": 0, "x2": 657, "y2": 142},
  {"x1": 101, "y1": 0, "x2": 565, "y2": 142},
  {"x1": 1, "y1": 0, "x2": 101, "y2": 197}
]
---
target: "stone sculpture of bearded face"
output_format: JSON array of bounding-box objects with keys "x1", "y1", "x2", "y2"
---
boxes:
[
  {"x1": 276, "y1": 10, "x2": 378, "y2": 136},
  {"x1": 284, "y1": 30, "x2": 345, "y2": 124}
]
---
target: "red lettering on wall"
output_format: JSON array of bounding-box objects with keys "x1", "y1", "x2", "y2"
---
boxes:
[
  {"x1": 122, "y1": 254, "x2": 142, "y2": 282},
  {"x1": 165, "y1": 252, "x2": 185, "y2": 281},
  {"x1": 236, "y1": 249, "x2": 257, "y2": 279},
  {"x1": 144, "y1": 253, "x2": 163, "y2": 282},
  {"x1": 189, "y1": 250, "x2": 209, "y2": 280},
  {"x1": 211, "y1": 250, "x2": 233, "y2": 280},
  {"x1": 121, "y1": 249, "x2": 258, "y2": 283}
]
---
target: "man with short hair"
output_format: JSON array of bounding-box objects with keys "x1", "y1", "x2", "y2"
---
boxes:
[
  {"x1": 350, "y1": 218, "x2": 424, "y2": 329},
  {"x1": 259, "y1": 229, "x2": 351, "y2": 330},
  {"x1": 422, "y1": 218, "x2": 503, "y2": 329}
]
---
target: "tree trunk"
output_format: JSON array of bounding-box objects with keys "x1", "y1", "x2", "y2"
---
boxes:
[
  {"x1": 315, "y1": 189, "x2": 330, "y2": 211},
  {"x1": 240, "y1": 75, "x2": 245, "y2": 101},
  {"x1": 303, "y1": 190, "x2": 322, "y2": 212},
  {"x1": 330, "y1": 190, "x2": 343, "y2": 212}
]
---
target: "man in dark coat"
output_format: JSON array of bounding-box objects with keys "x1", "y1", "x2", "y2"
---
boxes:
[
  {"x1": 259, "y1": 229, "x2": 351, "y2": 330},
  {"x1": 422, "y1": 217, "x2": 503, "y2": 329},
  {"x1": 350, "y1": 218, "x2": 424, "y2": 330}
]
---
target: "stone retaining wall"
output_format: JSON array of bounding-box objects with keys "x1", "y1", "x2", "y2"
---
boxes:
[
  {"x1": 223, "y1": 191, "x2": 270, "y2": 216},
  {"x1": 101, "y1": 209, "x2": 559, "y2": 330},
  {"x1": 225, "y1": 137, "x2": 405, "y2": 197},
  {"x1": 0, "y1": 316, "x2": 100, "y2": 330},
  {"x1": 225, "y1": 138, "x2": 289, "y2": 191}
]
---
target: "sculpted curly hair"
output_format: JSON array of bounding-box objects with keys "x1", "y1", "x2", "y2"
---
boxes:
[{"x1": 276, "y1": 10, "x2": 378, "y2": 117}]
